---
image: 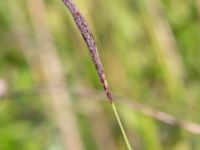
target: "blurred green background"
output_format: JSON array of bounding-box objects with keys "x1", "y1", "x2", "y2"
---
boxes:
[{"x1": 0, "y1": 0, "x2": 200, "y2": 149}]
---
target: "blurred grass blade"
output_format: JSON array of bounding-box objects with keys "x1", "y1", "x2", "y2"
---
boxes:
[{"x1": 6, "y1": 0, "x2": 84, "y2": 149}]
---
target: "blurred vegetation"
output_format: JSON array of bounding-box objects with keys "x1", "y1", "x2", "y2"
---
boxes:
[{"x1": 0, "y1": 0, "x2": 200, "y2": 150}]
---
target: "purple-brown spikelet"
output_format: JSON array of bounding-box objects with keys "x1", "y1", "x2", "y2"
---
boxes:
[{"x1": 63, "y1": 0, "x2": 113, "y2": 103}]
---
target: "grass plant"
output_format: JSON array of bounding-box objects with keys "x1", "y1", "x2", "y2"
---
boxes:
[{"x1": 63, "y1": 0, "x2": 133, "y2": 149}]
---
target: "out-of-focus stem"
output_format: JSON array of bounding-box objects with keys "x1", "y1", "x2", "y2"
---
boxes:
[
  {"x1": 7, "y1": 0, "x2": 84, "y2": 149},
  {"x1": 141, "y1": 0, "x2": 186, "y2": 101},
  {"x1": 27, "y1": 1, "x2": 84, "y2": 149},
  {"x1": 197, "y1": 0, "x2": 200, "y2": 20}
]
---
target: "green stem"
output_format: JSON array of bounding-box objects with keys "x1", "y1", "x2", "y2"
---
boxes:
[{"x1": 112, "y1": 102, "x2": 133, "y2": 150}]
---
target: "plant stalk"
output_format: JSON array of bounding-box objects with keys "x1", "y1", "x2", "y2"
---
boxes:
[
  {"x1": 63, "y1": 0, "x2": 133, "y2": 149},
  {"x1": 112, "y1": 102, "x2": 133, "y2": 150}
]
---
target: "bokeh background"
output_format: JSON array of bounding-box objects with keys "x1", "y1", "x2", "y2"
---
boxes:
[{"x1": 0, "y1": 0, "x2": 200, "y2": 149}]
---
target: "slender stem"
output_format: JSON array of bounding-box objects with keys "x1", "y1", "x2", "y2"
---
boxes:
[{"x1": 112, "y1": 102, "x2": 133, "y2": 150}]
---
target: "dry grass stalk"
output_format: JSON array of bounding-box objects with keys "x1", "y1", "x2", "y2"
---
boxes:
[{"x1": 7, "y1": 0, "x2": 84, "y2": 149}]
